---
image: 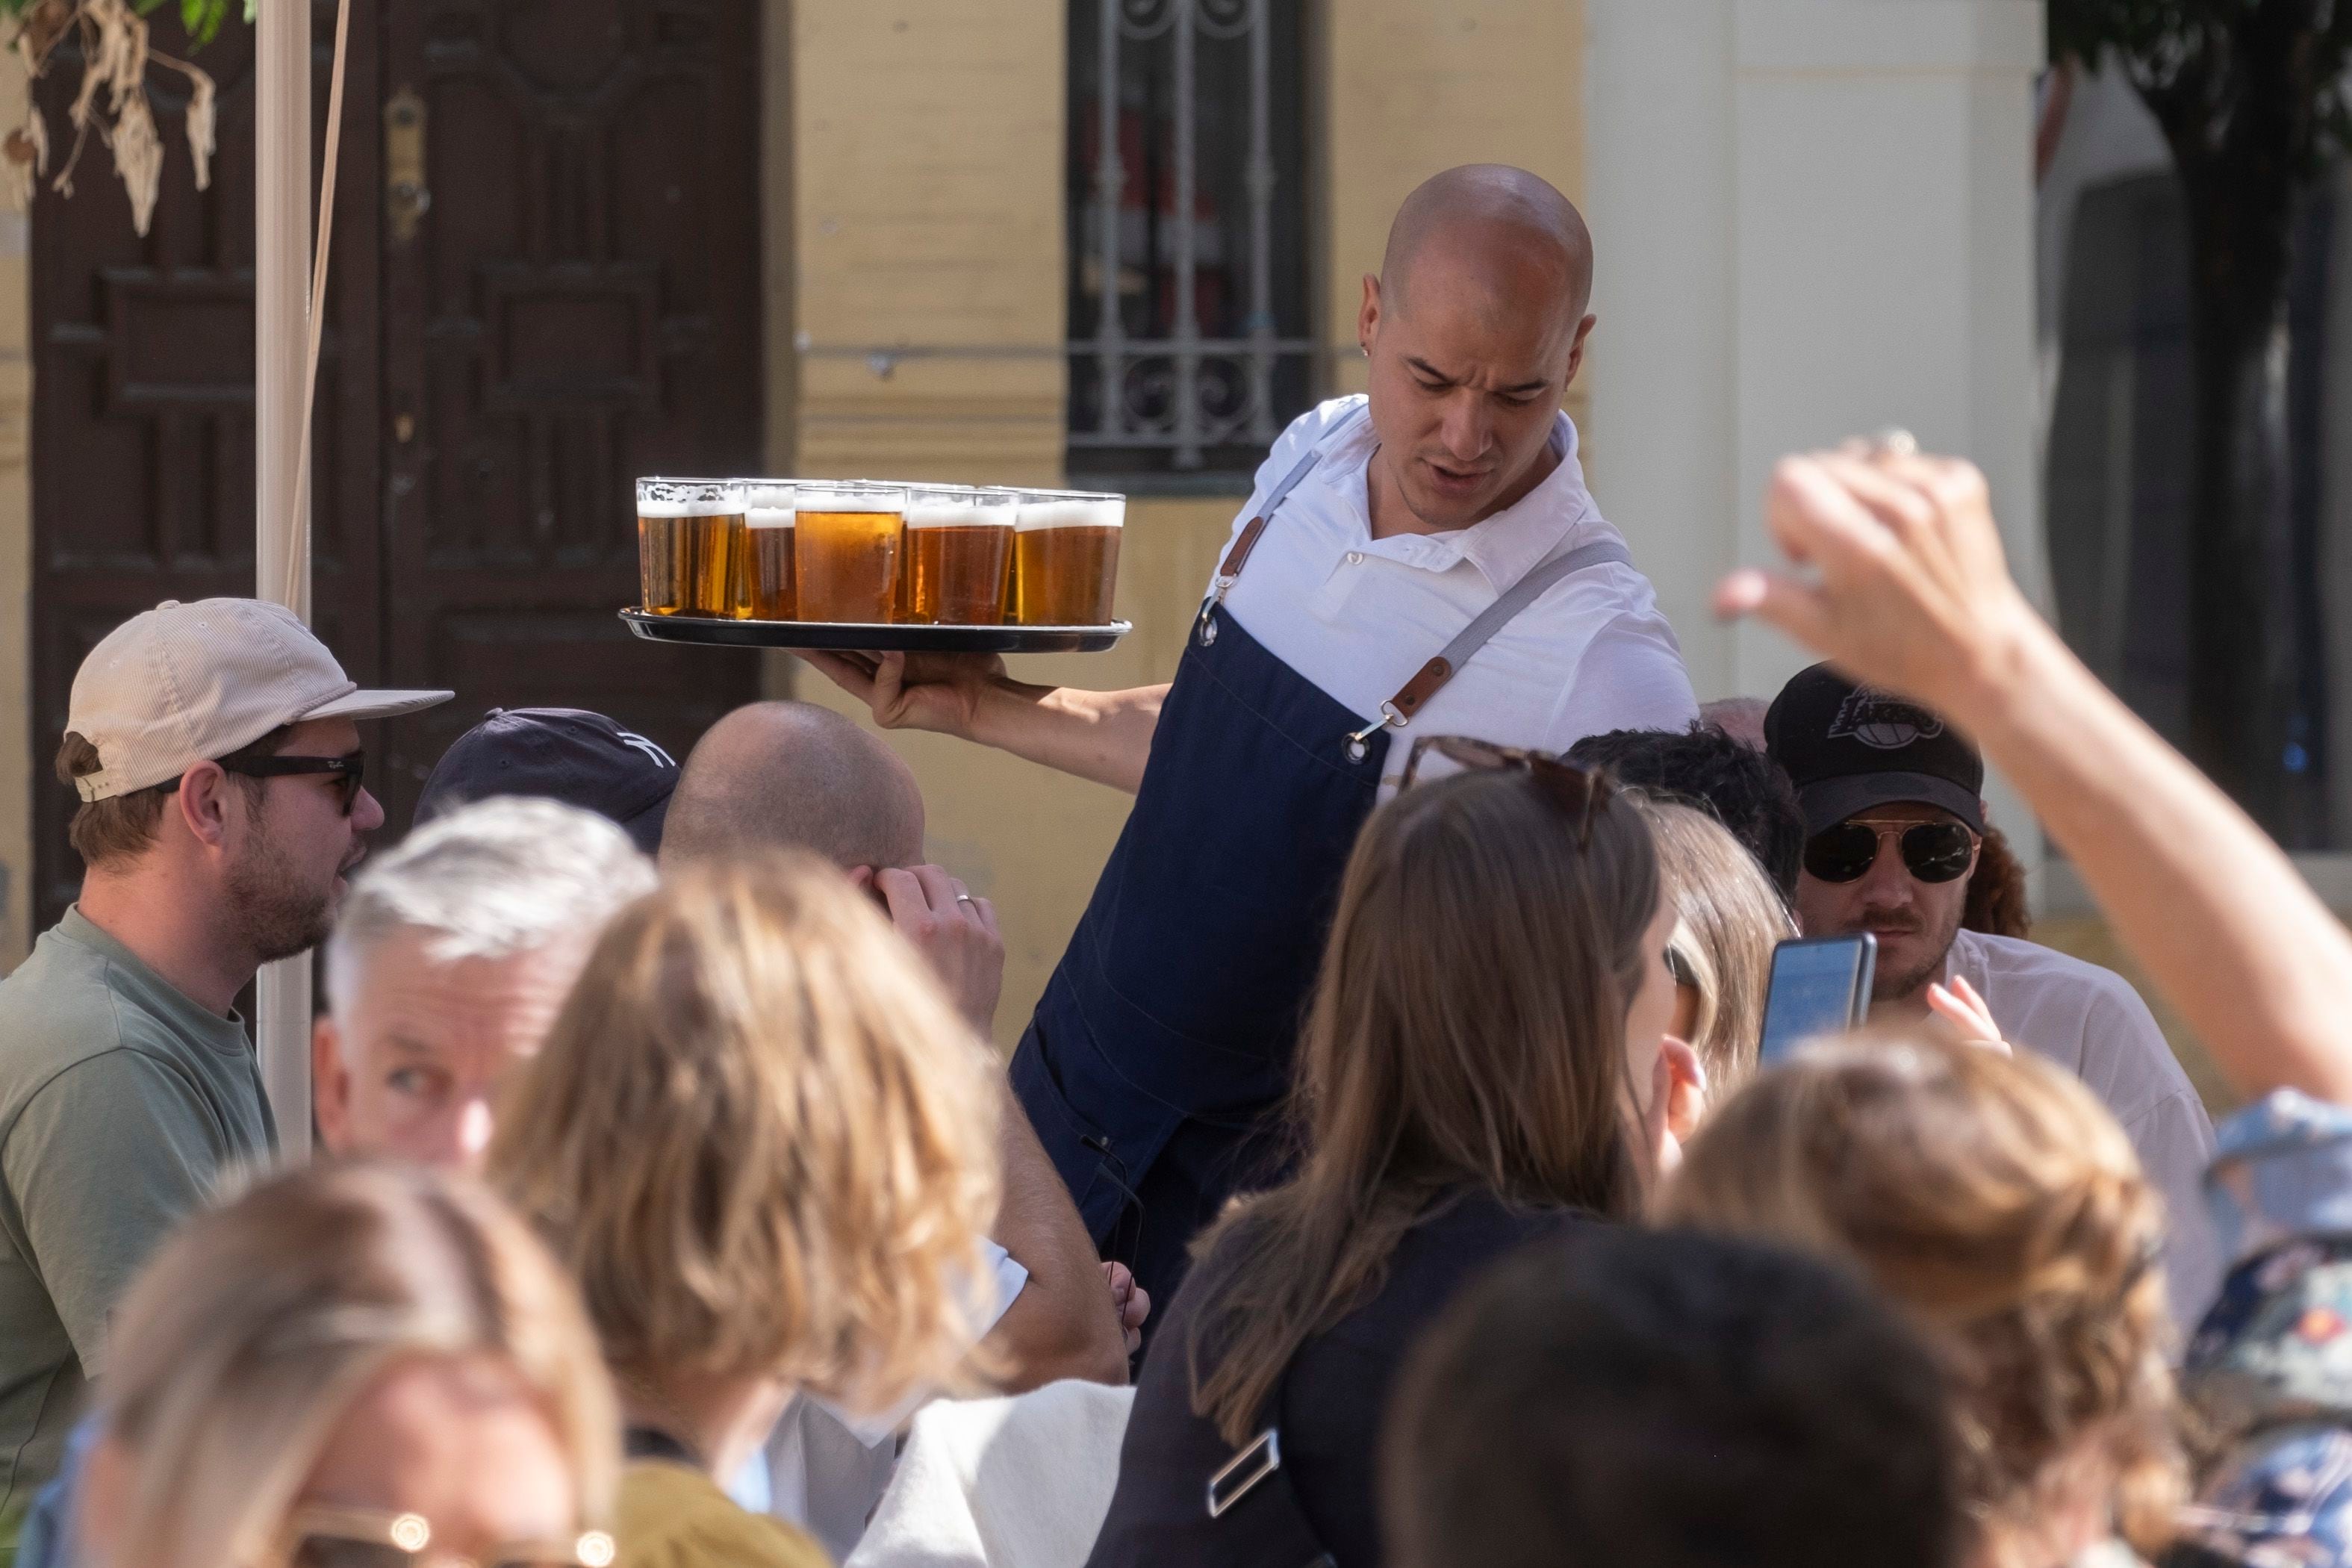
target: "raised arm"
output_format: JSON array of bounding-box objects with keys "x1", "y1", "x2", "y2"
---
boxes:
[
  {"x1": 797, "y1": 650, "x2": 1166, "y2": 795},
  {"x1": 1717, "y1": 449, "x2": 2352, "y2": 1107}
]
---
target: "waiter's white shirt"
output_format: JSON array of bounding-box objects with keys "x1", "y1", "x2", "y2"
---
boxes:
[{"x1": 1217, "y1": 396, "x2": 1697, "y2": 772}]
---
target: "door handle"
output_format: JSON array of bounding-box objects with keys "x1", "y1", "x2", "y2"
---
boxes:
[{"x1": 385, "y1": 88, "x2": 429, "y2": 243}]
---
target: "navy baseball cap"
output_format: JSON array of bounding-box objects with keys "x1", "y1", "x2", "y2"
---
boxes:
[
  {"x1": 1764, "y1": 665, "x2": 1985, "y2": 837},
  {"x1": 415, "y1": 708, "x2": 678, "y2": 854}
]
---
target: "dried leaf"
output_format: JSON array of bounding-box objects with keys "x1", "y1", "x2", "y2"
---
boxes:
[
  {"x1": 179, "y1": 58, "x2": 208, "y2": 189},
  {"x1": 109, "y1": 87, "x2": 158, "y2": 234}
]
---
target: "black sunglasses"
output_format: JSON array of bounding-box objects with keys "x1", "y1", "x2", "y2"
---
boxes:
[
  {"x1": 1802, "y1": 816, "x2": 1976, "y2": 885},
  {"x1": 1400, "y1": 735, "x2": 1614, "y2": 847},
  {"x1": 161, "y1": 748, "x2": 367, "y2": 815}
]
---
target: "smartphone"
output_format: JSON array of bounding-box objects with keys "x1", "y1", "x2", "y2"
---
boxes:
[{"x1": 1757, "y1": 933, "x2": 1878, "y2": 1065}]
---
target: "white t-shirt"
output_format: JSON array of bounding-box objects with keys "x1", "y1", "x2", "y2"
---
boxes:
[
  {"x1": 1944, "y1": 930, "x2": 2221, "y2": 1325},
  {"x1": 1216, "y1": 396, "x2": 1698, "y2": 784}
]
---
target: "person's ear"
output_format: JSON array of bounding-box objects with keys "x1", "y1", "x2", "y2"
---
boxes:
[
  {"x1": 1662, "y1": 1036, "x2": 1707, "y2": 1145},
  {"x1": 1358, "y1": 272, "x2": 1382, "y2": 356},
  {"x1": 1564, "y1": 312, "x2": 1599, "y2": 390},
  {"x1": 312, "y1": 1015, "x2": 352, "y2": 1154},
  {"x1": 169, "y1": 761, "x2": 237, "y2": 852}
]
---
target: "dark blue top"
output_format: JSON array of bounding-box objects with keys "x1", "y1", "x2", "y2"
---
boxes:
[{"x1": 1086, "y1": 1188, "x2": 1591, "y2": 1568}]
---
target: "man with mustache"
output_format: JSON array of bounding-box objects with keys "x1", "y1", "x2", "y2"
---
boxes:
[
  {"x1": 1767, "y1": 662, "x2": 2219, "y2": 1322},
  {"x1": 805, "y1": 164, "x2": 1699, "y2": 1306},
  {"x1": 0, "y1": 598, "x2": 448, "y2": 1518}
]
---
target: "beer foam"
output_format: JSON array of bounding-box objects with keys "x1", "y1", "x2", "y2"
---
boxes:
[
  {"x1": 795, "y1": 488, "x2": 902, "y2": 514},
  {"x1": 743, "y1": 483, "x2": 795, "y2": 527},
  {"x1": 906, "y1": 497, "x2": 1004, "y2": 529},
  {"x1": 635, "y1": 499, "x2": 736, "y2": 519},
  {"x1": 1016, "y1": 495, "x2": 1125, "y2": 532}
]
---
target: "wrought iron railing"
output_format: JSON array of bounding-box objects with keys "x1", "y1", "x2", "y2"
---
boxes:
[{"x1": 1068, "y1": 0, "x2": 1313, "y2": 473}]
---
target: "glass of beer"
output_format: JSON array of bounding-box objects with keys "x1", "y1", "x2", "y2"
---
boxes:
[
  {"x1": 736, "y1": 482, "x2": 797, "y2": 620},
  {"x1": 636, "y1": 478, "x2": 744, "y2": 617},
  {"x1": 903, "y1": 485, "x2": 1015, "y2": 625},
  {"x1": 794, "y1": 482, "x2": 907, "y2": 623},
  {"x1": 1010, "y1": 490, "x2": 1125, "y2": 625}
]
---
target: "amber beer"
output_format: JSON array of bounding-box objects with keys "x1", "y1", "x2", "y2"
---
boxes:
[
  {"x1": 1010, "y1": 491, "x2": 1124, "y2": 626},
  {"x1": 636, "y1": 478, "x2": 744, "y2": 617},
  {"x1": 794, "y1": 482, "x2": 907, "y2": 623},
  {"x1": 903, "y1": 486, "x2": 1015, "y2": 625},
  {"x1": 735, "y1": 483, "x2": 797, "y2": 620}
]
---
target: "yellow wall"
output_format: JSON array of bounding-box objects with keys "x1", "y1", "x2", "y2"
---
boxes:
[{"x1": 790, "y1": 0, "x2": 1065, "y2": 483}]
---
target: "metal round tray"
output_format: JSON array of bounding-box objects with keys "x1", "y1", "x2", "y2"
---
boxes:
[{"x1": 620, "y1": 609, "x2": 1130, "y2": 654}]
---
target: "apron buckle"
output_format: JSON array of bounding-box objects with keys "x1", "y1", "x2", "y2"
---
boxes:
[
  {"x1": 1196, "y1": 581, "x2": 1235, "y2": 647},
  {"x1": 1344, "y1": 704, "x2": 1403, "y2": 763}
]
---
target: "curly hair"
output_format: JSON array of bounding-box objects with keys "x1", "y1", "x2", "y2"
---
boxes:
[
  {"x1": 1664, "y1": 1033, "x2": 2182, "y2": 1564},
  {"x1": 1568, "y1": 723, "x2": 1805, "y2": 897},
  {"x1": 1963, "y1": 825, "x2": 2033, "y2": 940}
]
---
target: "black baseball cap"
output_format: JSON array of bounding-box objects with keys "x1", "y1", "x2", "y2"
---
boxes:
[
  {"x1": 414, "y1": 708, "x2": 678, "y2": 854},
  {"x1": 1764, "y1": 665, "x2": 1985, "y2": 837}
]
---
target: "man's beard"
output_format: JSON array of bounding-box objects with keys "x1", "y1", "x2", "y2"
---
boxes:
[
  {"x1": 224, "y1": 818, "x2": 335, "y2": 965},
  {"x1": 1866, "y1": 900, "x2": 1967, "y2": 1004}
]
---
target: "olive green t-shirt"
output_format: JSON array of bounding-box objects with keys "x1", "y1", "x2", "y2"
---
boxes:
[{"x1": 0, "y1": 907, "x2": 275, "y2": 1514}]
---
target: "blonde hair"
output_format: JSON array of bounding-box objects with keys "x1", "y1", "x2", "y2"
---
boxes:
[
  {"x1": 1190, "y1": 768, "x2": 1655, "y2": 1446},
  {"x1": 1632, "y1": 797, "x2": 1793, "y2": 1095},
  {"x1": 490, "y1": 851, "x2": 1001, "y2": 1416},
  {"x1": 1664, "y1": 1033, "x2": 2182, "y2": 1559},
  {"x1": 93, "y1": 1161, "x2": 620, "y2": 1568}
]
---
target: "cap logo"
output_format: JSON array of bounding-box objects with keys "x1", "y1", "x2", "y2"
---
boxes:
[
  {"x1": 615, "y1": 730, "x2": 675, "y2": 769},
  {"x1": 1827, "y1": 687, "x2": 1944, "y2": 751}
]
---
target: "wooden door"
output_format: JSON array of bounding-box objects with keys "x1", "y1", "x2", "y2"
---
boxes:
[
  {"x1": 29, "y1": 1, "x2": 763, "y2": 928},
  {"x1": 376, "y1": 0, "x2": 764, "y2": 828},
  {"x1": 30, "y1": 1, "x2": 382, "y2": 929}
]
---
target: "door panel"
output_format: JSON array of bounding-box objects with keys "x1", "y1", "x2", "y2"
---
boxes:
[{"x1": 379, "y1": 0, "x2": 763, "y2": 827}]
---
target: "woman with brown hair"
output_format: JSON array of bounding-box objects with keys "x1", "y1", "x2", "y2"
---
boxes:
[
  {"x1": 1635, "y1": 796, "x2": 1796, "y2": 1100},
  {"x1": 76, "y1": 1160, "x2": 620, "y2": 1568},
  {"x1": 490, "y1": 852, "x2": 1003, "y2": 1568},
  {"x1": 1085, "y1": 752, "x2": 1687, "y2": 1568},
  {"x1": 1665, "y1": 1033, "x2": 2182, "y2": 1568}
]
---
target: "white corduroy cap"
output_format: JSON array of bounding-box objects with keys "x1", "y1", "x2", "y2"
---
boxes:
[{"x1": 64, "y1": 598, "x2": 453, "y2": 801}]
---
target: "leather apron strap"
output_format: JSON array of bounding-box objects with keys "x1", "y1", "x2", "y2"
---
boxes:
[
  {"x1": 1195, "y1": 406, "x2": 1369, "y2": 647},
  {"x1": 1344, "y1": 533, "x2": 1633, "y2": 760}
]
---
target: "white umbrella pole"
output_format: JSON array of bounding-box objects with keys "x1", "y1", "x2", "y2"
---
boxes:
[{"x1": 254, "y1": 0, "x2": 314, "y2": 1157}]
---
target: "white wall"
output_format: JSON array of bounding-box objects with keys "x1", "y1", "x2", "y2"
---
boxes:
[{"x1": 1584, "y1": 0, "x2": 2045, "y2": 833}]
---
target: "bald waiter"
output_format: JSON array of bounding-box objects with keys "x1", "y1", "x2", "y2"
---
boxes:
[{"x1": 808, "y1": 166, "x2": 1697, "y2": 1304}]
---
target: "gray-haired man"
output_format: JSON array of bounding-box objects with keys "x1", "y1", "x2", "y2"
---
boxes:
[{"x1": 312, "y1": 796, "x2": 656, "y2": 1172}]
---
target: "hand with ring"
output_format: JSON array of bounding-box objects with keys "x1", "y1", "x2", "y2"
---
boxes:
[{"x1": 853, "y1": 864, "x2": 1006, "y2": 1033}]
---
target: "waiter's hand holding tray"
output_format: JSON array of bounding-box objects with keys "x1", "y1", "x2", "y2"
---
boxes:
[{"x1": 623, "y1": 476, "x2": 1130, "y2": 655}]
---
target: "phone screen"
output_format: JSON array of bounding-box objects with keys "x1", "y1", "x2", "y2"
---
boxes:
[{"x1": 1758, "y1": 935, "x2": 1878, "y2": 1065}]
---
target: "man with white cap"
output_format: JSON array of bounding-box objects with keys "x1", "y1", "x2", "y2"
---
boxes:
[{"x1": 0, "y1": 597, "x2": 447, "y2": 1517}]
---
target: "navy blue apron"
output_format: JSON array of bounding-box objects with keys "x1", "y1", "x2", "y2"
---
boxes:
[{"x1": 1012, "y1": 410, "x2": 1628, "y2": 1306}]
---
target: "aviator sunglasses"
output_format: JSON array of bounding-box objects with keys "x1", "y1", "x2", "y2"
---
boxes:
[
  {"x1": 1802, "y1": 815, "x2": 1978, "y2": 886},
  {"x1": 161, "y1": 748, "x2": 367, "y2": 816},
  {"x1": 1400, "y1": 735, "x2": 1614, "y2": 846}
]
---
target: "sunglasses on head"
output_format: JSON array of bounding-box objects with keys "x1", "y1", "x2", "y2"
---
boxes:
[
  {"x1": 161, "y1": 748, "x2": 367, "y2": 815},
  {"x1": 1399, "y1": 735, "x2": 1614, "y2": 846},
  {"x1": 1802, "y1": 816, "x2": 1977, "y2": 885},
  {"x1": 279, "y1": 1505, "x2": 614, "y2": 1568}
]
